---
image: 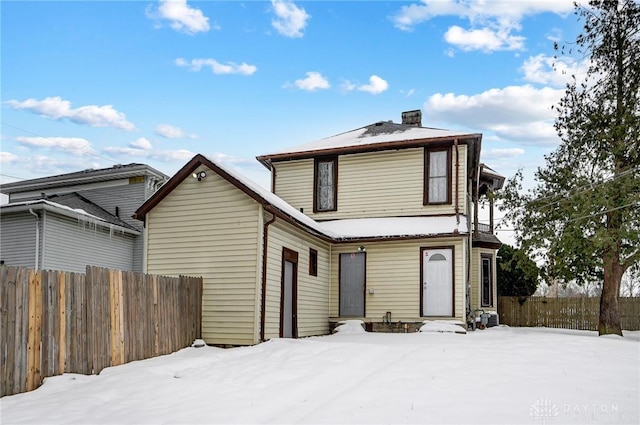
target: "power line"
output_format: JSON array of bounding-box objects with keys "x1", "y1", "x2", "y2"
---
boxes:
[
  {"x1": 501, "y1": 164, "x2": 639, "y2": 214},
  {"x1": 2, "y1": 121, "x2": 120, "y2": 165}
]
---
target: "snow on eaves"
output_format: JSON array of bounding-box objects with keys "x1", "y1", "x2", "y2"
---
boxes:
[
  {"x1": 2, "y1": 199, "x2": 140, "y2": 235},
  {"x1": 317, "y1": 216, "x2": 468, "y2": 240}
]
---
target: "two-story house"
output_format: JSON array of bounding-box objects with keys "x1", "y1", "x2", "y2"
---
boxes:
[
  {"x1": 0, "y1": 163, "x2": 168, "y2": 273},
  {"x1": 134, "y1": 111, "x2": 504, "y2": 346}
]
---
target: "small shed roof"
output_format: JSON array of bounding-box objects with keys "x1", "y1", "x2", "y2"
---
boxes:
[{"x1": 2, "y1": 194, "x2": 140, "y2": 235}]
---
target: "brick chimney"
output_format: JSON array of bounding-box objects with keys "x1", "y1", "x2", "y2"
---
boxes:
[{"x1": 401, "y1": 110, "x2": 422, "y2": 126}]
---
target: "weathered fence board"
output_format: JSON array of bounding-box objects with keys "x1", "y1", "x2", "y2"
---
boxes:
[
  {"x1": 0, "y1": 265, "x2": 202, "y2": 397},
  {"x1": 498, "y1": 296, "x2": 640, "y2": 331}
]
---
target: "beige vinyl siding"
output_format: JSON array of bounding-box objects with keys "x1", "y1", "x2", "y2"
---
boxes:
[
  {"x1": 470, "y1": 247, "x2": 498, "y2": 311},
  {"x1": 272, "y1": 159, "x2": 314, "y2": 213},
  {"x1": 330, "y1": 237, "x2": 467, "y2": 323},
  {"x1": 264, "y1": 218, "x2": 330, "y2": 339},
  {"x1": 145, "y1": 166, "x2": 261, "y2": 346},
  {"x1": 273, "y1": 147, "x2": 468, "y2": 220}
]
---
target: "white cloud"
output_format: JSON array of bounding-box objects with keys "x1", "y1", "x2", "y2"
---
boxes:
[
  {"x1": 17, "y1": 136, "x2": 94, "y2": 156},
  {"x1": 5, "y1": 97, "x2": 135, "y2": 131},
  {"x1": 148, "y1": 0, "x2": 210, "y2": 35},
  {"x1": 391, "y1": 0, "x2": 574, "y2": 52},
  {"x1": 130, "y1": 137, "x2": 153, "y2": 150},
  {"x1": 155, "y1": 124, "x2": 196, "y2": 139},
  {"x1": 339, "y1": 79, "x2": 357, "y2": 93},
  {"x1": 104, "y1": 138, "x2": 194, "y2": 162},
  {"x1": 28, "y1": 156, "x2": 102, "y2": 176},
  {"x1": 424, "y1": 85, "x2": 564, "y2": 144},
  {"x1": 293, "y1": 72, "x2": 330, "y2": 92},
  {"x1": 444, "y1": 25, "x2": 524, "y2": 52},
  {"x1": 149, "y1": 149, "x2": 195, "y2": 162},
  {"x1": 175, "y1": 58, "x2": 257, "y2": 75},
  {"x1": 0, "y1": 152, "x2": 19, "y2": 163},
  {"x1": 521, "y1": 54, "x2": 590, "y2": 88},
  {"x1": 207, "y1": 152, "x2": 257, "y2": 167},
  {"x1": 357, "y1": 75, "x2": 389, "y2": 95},
  {"x1": 392, "y1": 0, "x2": 575, "y2": 30},
  {"x1": 482, "y1": 148, "x2": 526, "y2": 159},
  {"x1": 402, "y1": 88, "x2": 416, "y2": 97},
  {"x1": 271, "y1": 0, "x2": 310, "y2": 38},
  {"x1": 546, "y1": 27, "x2": 563, "y2": 43}
]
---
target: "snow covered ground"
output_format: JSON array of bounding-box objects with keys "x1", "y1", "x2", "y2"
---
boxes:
[{"x1": 1, "y1": 324, "x2": 638, "y2": 425}]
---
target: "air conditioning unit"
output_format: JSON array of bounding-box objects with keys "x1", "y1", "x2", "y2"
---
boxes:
[{"x1": 486, "y1": 312, "x2": 499, "y2": 327}]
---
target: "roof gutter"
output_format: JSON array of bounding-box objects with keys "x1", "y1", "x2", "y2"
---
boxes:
[
  {"x1": 28, "y1": 209, "x2": 40, "y2": 270},
  {"x1": 455, "y1": 138, "x2": 460, "y2": 226}
]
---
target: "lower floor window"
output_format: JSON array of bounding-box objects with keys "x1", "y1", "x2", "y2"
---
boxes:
[{"x1": 481, "y1": 255, "x2": 493, "y2": 307}]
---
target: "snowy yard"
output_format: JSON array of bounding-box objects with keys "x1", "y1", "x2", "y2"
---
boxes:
[{"x1": 1, "y1": 324, "x2": 638, "y2": 424}]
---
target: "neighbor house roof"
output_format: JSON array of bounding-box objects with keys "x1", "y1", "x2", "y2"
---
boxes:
[
  {"x1": 1, "y1": 194, "x2": 140, "y2": 236},
  {"x1": 0, "y1": 163, "x2": 168, "y2": 195},
  {"x1": 257, "y1": 121, "x2": 481, "y2": 167},
  {"x1": 134, "y1": 154, "x2": 470, "y2": 243}
]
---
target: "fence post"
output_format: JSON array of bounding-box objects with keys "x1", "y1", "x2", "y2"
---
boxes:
[{"x1": 26, "y1": 269, "x2": 42, "y2": 392}]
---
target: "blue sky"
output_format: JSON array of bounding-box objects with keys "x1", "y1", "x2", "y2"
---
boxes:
[{"x1": 2, "y1": 0, "x2": 585, "y2": 194}]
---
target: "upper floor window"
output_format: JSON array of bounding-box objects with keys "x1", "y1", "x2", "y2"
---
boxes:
[
  {"x1": 314, "y1": 157, "x2": 337, "y2": 212},
  {"x1": 424, "y1": 148, "x2": 451, "y2": 204}
]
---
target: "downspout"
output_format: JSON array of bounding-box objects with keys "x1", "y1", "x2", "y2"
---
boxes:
[
  {"x1": 454, "y1": 138, "x2": 460, "y2": 225},
  {"x1": 466, "y1": 192, "x2": 473, "y2": 328},
  {"x1": 260, "y1": 209, "x2": 277, "y2": 342},
  {"x1": 29, "y1": 209, "x2": 40, "y2": 270}
]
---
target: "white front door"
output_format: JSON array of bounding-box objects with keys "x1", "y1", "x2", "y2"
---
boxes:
[{"x1": 422, "y1": 248, "x2": 453, "y2": 316}]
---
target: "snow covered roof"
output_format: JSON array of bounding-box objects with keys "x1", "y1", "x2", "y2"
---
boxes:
[
  {"x1": 257, "y1": 121, "x2": 480, "y2": 166},
  {"x1": 317, "y1": 216, "x2": 468, "y2": 240},
  {"x1": 134, "y1": 154, "x2": 471, "y2": 242},
  {"x1": 2, "y1": 196, "x2": 141, "y2": 235},
  {"x1": 201, "y1": 155, "x2": 341, "y2": 240},
  {"x1": 479, "y1": 163, "x2": 506, "y2": 191},
  {"x1": 212, "y1": 160, "x2": 469, "y2": 240}
]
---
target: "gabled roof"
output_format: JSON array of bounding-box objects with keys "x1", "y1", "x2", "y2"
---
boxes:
[
  {"x1": 257, "y1": 121, "x2": 481, "y2": 167},
  {"x1": 1, "y1": 193, "x2": 140, "y2": 235},
  {"x1": 134, "y1": 154, "x2": 470, "y2": 243},
  {"x1": 0, "y1": 163, "x2": 168, "y2": 195},
  {"x1": 134, "y1": 154, "x2": 339, "y2": 241}
]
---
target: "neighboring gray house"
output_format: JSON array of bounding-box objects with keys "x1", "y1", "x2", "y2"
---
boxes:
[{"x1": 0, "y1": 164, "x2": 168, "y2": 273}]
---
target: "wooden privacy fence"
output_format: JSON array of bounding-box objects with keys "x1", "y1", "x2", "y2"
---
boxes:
[
  {"x1": 498, "y1": 296, "x2": 640, "y2": 331},
  {"x1": 0, "y1": 265, "x2": 202, "y2": 397}
]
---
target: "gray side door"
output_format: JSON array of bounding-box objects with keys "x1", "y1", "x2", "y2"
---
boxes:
[{"x1": 339, "y1": 252, "x2": 366, "y2": 317}]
